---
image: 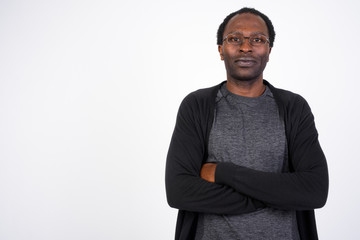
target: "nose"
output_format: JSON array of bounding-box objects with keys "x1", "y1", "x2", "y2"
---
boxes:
[{"x1": 239, "y1": 37, "x2": 252, "y2": 53}]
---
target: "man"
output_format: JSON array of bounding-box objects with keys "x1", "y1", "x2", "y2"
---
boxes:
[{"x1": 165, "y1": 7, "x2": 328, "y2": 240}]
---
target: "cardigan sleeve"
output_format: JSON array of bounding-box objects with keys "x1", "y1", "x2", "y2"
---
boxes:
[
  {"x1": 165, "y1": 93, "x2": 265, "y2": 214},
  {"x1": 215, "y1": 95, "x2": 329, "y2": 211}
]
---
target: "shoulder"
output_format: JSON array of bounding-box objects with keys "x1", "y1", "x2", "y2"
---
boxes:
[
  {"x1": 186, "y1": 82, "x2": 222, "y2": 100},
  {"x1": 180, "y1": 82, "x2": 223, "y2": 109},
  {"x1": 265, "y1": 80, "x2": 315, "y2": 131},
  {"x1": 265, "y1": 80, "x2": 308, "y2": 107}
]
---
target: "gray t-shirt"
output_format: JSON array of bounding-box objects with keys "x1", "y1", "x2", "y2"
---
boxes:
[{"x1": 195, "y1": 83, "x2": 300, "y2": 240}]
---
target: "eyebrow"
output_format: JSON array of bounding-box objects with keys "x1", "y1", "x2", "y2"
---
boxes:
[{"x1": 226, "y1": 31, "x2": 268, "y2": 37}]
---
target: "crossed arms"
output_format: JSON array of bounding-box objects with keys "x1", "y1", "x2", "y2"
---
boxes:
[{"x1": 165, "y1": 91, "x2": 328, "y2": 214}]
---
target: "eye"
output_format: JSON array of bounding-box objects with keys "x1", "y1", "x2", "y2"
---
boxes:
[
  {"x1": 252, "y1": 37, "x2": 265, "y2": 43},
  {"x1": 250, "y1": 35, "x2": 268, "y2": 45},
  {"x1": 228, "y1": 36, "x2": 241, "y2": 42}
]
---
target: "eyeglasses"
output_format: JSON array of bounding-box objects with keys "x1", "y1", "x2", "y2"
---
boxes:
[{"x1": 223, "y1": 32, "x2": 270, "y2": 47}]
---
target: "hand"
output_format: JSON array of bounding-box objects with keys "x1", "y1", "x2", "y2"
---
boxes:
[{"x1": 200, "y1": 163, "x2": 217, "y2": 183}]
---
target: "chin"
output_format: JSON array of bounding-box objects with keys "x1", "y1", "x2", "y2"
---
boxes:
[
  {"x1": 231, "y1": 74, "x2": 261, "y2": 82},
  {"x1": 227, "y1": 67, "x2": 259, "y2": 80}
]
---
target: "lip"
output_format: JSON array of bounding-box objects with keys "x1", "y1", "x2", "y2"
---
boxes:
[{"x1": 234, "y1": 57, "x2": 257, "y2": 67}]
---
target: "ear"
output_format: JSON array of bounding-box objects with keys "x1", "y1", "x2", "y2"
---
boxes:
[{"x1": 218, "y1": 45, "x2": 224, "y2": 60}]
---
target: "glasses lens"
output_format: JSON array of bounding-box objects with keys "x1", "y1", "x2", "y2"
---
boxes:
[
  {"x1": 226, "y1": 34, "x2": 243, "y2": 45},
  {"x1": 249, "y1": 35, "x2": 268, "y2": 46}
]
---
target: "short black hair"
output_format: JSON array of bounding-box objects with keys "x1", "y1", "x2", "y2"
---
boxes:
[{"x1": 217, "y1": 7, "x2": 275, "y2": 47}]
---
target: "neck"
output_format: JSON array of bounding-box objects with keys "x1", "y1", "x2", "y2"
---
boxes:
[{"x1": 226, "y1": 78, "x2": 265, "y2": 97}]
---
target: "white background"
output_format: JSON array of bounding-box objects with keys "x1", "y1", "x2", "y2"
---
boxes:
[{"x1": 0, "y1": 0, "x2": 359, "y2": 239}]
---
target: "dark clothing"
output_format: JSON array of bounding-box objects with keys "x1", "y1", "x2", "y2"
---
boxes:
[
  {"x1": 195, "y1": 84, "x2": 299, "y2": 240},
  {"x1": 165, "y1": 80, "x2": 328, "y2": 240}
]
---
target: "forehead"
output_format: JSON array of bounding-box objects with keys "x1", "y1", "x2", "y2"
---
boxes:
[{"x1": 224, "y1": 13, "x2": 269, "y2": 36}]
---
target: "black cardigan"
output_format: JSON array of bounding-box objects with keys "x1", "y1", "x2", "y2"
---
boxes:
[{"x1": 166, "y1": 81, "x2": 328, "y2": 240}]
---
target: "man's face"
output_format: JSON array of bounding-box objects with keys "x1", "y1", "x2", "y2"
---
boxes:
[{"x1": 218, "y1": 13, "x2": 272, "y2": 83}]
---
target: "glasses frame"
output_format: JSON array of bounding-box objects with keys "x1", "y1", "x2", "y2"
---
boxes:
[{"x1": 223, "y1": 32, "x2": 270, "y2": 46}]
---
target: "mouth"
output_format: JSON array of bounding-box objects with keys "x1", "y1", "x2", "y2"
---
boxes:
[{"x1": 234, "y1": 57, "x2": 257, "y2": 67}]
